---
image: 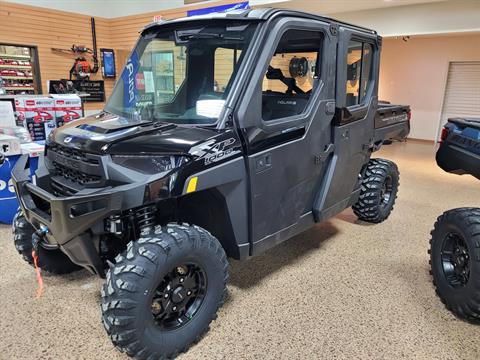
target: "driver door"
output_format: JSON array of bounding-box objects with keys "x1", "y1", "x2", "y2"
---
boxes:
[{"x1": 235, "y1": 18, "x2": 336, "y2": 254}]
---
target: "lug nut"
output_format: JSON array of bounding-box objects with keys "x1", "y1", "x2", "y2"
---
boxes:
[
  {"x1": 164, "y1": 293, "x2": 169, "y2": 298},
  {"x1": 180, "y1": 278, "x2": 184, "y2": 283},
  {"x1": 187, "y1": 290, "x2": 192, "y2": 296},
  {"x1": 172, "y1": 306, "x2": 177, "y2": 311}
]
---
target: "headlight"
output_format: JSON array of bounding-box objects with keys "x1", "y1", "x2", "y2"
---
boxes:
[{"x1": 111, "y1": 155, "x2": 189, "y2": 175}]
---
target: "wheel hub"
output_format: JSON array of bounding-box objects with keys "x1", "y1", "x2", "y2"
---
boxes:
[
  {"x1": 171, "y1": 286, "x2": 187, "y2": 304},
  {"x1": 381, "y1": 176, "x2": 393, "y2": 206},
  {"x1": 150, "y1": 263, "x2": 207, "y2": 330},
  {"x1": 441, "y1": 233, "x2": 470, "y2": 287}
]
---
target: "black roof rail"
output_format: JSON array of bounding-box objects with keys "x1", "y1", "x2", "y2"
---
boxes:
[{"x1": 143, "y1": 7, "x2": 377, "y2": 36}]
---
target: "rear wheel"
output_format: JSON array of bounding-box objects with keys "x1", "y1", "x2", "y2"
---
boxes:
[
  {"x1": 12, "y1": 210, "x2": 80, "y2": 274},
  {"x1": 353, "y1": 158, "x2": 399, "y2": 223},
  {"x1": 101, "y1": 224, "x2": 228, "y2": 359},
  {"x1": 429, "y1": 208, "x2": 480, "y2": 322}
]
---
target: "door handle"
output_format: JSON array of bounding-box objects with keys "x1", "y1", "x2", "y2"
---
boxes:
[
  {"x1": 255, "y1": 154, "x2": 272, "y2": 173},
  {"x1": 315, "y1": 144, "x2": 335, "y2": 164}
]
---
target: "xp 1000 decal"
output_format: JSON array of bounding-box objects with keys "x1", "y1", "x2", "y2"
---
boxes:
[{"x1": 190, "y1": 137, "x2": 241, "y2": 165}]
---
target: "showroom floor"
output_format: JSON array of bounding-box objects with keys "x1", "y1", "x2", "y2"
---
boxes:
[{"x1": 1, "y1": 141, "x2": 480, "y2": 360}]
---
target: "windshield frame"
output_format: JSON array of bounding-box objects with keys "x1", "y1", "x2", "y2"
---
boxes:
[{"x1": 104, "y1": 19, "x2": 262, "y2": 129}]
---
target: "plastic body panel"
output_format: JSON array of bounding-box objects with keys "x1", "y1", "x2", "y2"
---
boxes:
[{"x1": 436, "y1": 118, "x2": 480, "y2": 180}]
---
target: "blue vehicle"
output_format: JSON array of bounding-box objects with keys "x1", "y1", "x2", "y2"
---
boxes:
[
  {"x1": 430, "y1": 117, "x2": 480, "y2": 322},
  {"x1": 436, "y1": 118, "x2": 480, "y2": 180}
]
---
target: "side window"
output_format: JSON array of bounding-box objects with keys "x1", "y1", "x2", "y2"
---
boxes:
[
  {"x1": 261, "y1": 29, "x2": 323, "y2": 121},
  {"x1": 346, "y1": 40, "x2": 374, "y2": 107},
  {"x1": 214, "y1": 47, "x2": 242, "y2": 93}
]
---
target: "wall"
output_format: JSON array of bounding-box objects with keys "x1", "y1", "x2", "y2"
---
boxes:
[
  {"x1": 331, "y1": 0, "x2": 480, "y2": 37},
  {"x1": 0, "y1": 0, "x2": 240, "y2": 112},
  {"x1": 3, "y1": 0, "x2": 184, "y2": 18},
  {"x1": 0, "y1": 1, "x2": 114, "y2": 111},
  {"x1": 379, "y1": 33, "x2": 480, "y2": 140}
]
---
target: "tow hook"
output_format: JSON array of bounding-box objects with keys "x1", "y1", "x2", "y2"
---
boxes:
[
  {"x1": 31, "y1": 225, "x2": 49, "y2": 298},
  {"x1": 32, "y1": 225, "x2": 49, "y2": 251}
]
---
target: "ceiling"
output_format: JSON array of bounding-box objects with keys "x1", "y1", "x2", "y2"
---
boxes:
[{"x1": 2, "y1": 0, "x2": 448, "y2": 18}]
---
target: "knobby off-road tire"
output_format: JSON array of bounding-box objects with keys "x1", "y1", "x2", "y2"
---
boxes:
[
  {"x1": 12, "y1": 210, "x2": 80, "y2": 274},
  {"x1": 353, "y1": 158, "x2": 400, "y2": 223},
  {"x1": 101, "y1": 224, "x2": 229, "y2": 359},
  {"x1": 429, "y1": 208, "x2": 480, "y2": 322}
]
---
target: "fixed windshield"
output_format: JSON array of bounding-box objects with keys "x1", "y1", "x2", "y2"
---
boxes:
[{"x1": 105, "y1": 21, "x2": 257, "y2": 125}]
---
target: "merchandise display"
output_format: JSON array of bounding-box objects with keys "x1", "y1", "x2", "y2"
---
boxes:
[
  {"x1": 10, "y1": 9, "x2": 410, "y2": 359},
  {"x1": 0, "y1": 44, "x2": 39, "y2": 95},
  {"x1": 14, "y1": 96, "x2": 55, "y2": 141},
  {"x1": 51, "y1": 94, "x2": 82, "y2": 127}
]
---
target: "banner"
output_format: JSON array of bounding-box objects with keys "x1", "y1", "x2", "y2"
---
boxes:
[{"x1": 122, "y1": 51, "x2": 140, "y2": 109}]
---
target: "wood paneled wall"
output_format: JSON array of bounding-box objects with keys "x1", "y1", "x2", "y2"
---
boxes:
[
  {"x1": 0, "y1": 1, "x2": 114, "y2": 110},
  {"x1": 0, "y1": 0, "x2": 242, "y2": 110}
]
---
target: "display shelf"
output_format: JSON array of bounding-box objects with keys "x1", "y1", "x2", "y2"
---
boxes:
[
  {"x1": 1, "y1": 76, "x2": 33, "y2": 80},
  {"x1": 0, "y1": 54, "x2": 31, "y2": 59},
  {"x1": 0, "y1": 65, "x2": 32, "y2": 70},
  {"x1": 4, "y1": 86, "x2": 34, "y2": 90}
]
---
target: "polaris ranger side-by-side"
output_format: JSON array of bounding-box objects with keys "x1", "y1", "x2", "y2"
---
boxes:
[
  {"x1": 12, "y1": 9, "x2": 410, "y2": 359},
  {"x1": 430, "y1": 117, "x2": 480, "y2": 321}
]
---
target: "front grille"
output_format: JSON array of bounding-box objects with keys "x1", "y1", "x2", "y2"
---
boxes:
[
  {"x1": 48, "y1": 143, "x2": 99, "y2": 165},
  {"x1": 46, "y1": 143, "x2": 104, "y2": 196},
  {"x1": 52, "y1": 162, "x2": 101, "y2": 185}
]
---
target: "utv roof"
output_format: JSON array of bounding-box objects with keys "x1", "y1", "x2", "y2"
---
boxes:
[{"x1": 143, "y1": 8, "x2": 377, "y2": 36}]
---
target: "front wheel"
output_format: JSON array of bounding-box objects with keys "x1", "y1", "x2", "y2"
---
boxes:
[
  {"x1": 353, "y1": 158, "x2": 399, "y2": 223},
  {"x1": 101, "y1": 224, "x2": 228, "y2": 359},
  {"x1": 429, "y1": 208, "x2": 480, "y2": 322}
]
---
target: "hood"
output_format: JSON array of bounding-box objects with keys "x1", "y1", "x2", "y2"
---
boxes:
[{"x1": 50, "y1": 112, "x2": 220, "y2": 155}]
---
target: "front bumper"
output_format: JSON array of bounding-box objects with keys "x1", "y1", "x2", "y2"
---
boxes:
[{"x1": 12, "y1": 155, "x2": 148, "y2": 276}]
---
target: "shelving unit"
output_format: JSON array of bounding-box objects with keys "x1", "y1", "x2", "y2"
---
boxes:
[
  {"x1": 4, "y1": 86, "x2": 34, "y2": 91},
  {"x1": 0, "y1": 44, "x2": 40, "y2": 95},
  {"x1": 1, "y1": 76, "x2": 33, "y2": 80},
  {"x1": 0, "y1": 65, "x2": 32, "y2": 70}
]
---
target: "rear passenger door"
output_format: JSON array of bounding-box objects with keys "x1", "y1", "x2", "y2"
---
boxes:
[
  {"x1": 235, "y1": 18, "x2": 336, "y2": 253},
  {"x1": 315, "y1": 27, "x2": 381, "y2": 220}
]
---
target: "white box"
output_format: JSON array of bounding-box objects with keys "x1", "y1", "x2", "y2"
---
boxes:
[
  {"x1": 15, "y1": 96, "x2": 56, "y2": 141},
  {"x1": 51, "y1": 94, "x2": 82, "y2": 127},
  {"x1": 0, "y1": 134, "x2": 21, "y2": 157}
]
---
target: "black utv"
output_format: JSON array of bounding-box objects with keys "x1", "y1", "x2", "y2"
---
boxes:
[
  {"x1": 430, "y1": 118, "x2": 480, "y2": 322},
  {"x1": 12, "y1": 9, "x2": 410, "y2": 359}
]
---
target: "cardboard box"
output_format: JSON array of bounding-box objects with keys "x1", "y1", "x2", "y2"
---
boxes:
[
  {"x1": 0, "y1": 95, "x2": 23, "y2": 127},
  {"x1": 51, "y1": 94, "x2": 82, "y2": 127},
  {"x1": 0, "y1": 134, "x2": 21, "y2": 157},
  {"x1": 15, "y1": 96, "x2": 56, "y2": 141}
]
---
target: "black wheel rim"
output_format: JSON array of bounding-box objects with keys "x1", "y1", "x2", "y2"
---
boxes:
[
  {"x1": 150, "y1": 263, "x2": 207, "y2": 330},
  {"x1": 441, "y1": 232, "x2": 470, "y2": 288},
  {"x1": 380, "y1": 175, "x2": 393, "y2": 207}
]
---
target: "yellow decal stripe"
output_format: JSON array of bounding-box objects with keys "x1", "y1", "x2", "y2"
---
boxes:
[{"x1": 186, "y1": 177, "x2": 198, "y2": 193}]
